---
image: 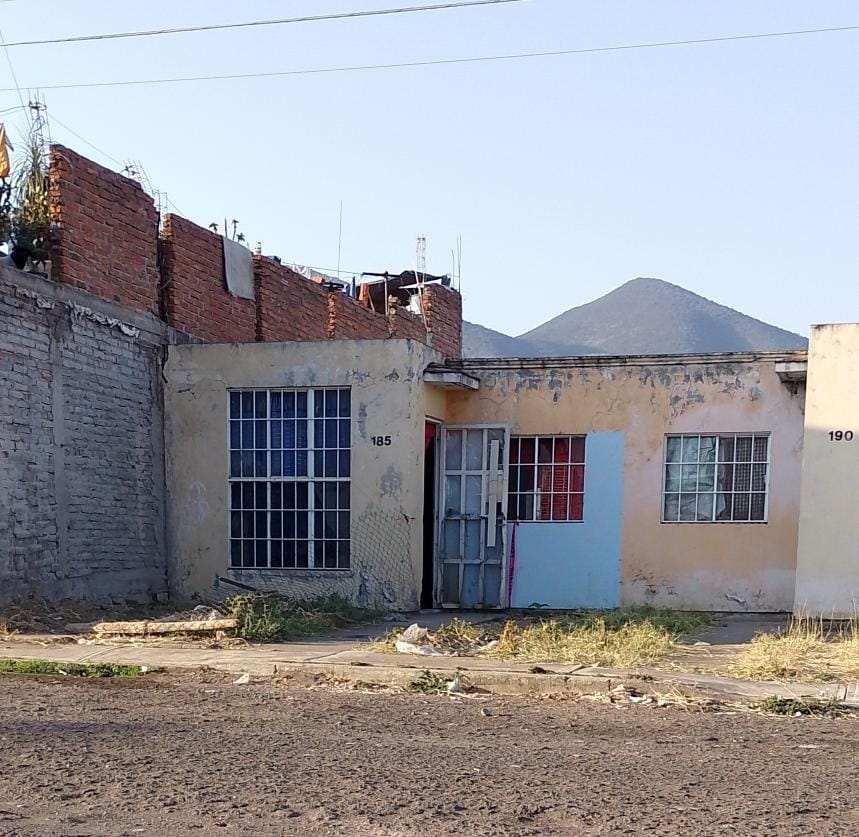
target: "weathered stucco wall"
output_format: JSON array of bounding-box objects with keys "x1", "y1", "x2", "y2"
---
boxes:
[
  {"x1": 164, "y1": 339, "x2": 443, "y2": 608},
  {"x1": 795, "y1": 325, "x2": 859, "y2": 616},
  {"x1": 444, "y1": 354, "x2": 806, "y2": 611}
]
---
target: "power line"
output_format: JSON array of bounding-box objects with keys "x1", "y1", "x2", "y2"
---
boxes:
[
  {"x1": 47, "y1": 112, "x2": 123, "y2": 166},
  {"x1": 0, "y1": 27, "x2": 28, "y2": 118},
  {"x1": 1, "y1": 22, "x2": 856, "y2": 92},
  {"x1": 1, "y1": 0, "x2": 528, "y2": 48}
]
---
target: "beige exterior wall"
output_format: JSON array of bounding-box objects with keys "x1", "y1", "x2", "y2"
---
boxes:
[
  {"x1": 164, "y1": 339, "x2": 443, "y2": 608},
  {"x1": 795, "y1": 325, "x2": 859, "y2": 616},
  {"x1": 444, "y1": 354, "x2": 806, "y2": 611}
]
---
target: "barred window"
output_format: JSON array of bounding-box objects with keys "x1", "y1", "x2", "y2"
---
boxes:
[
  {"x1": 662, "y1": 433, "x2": 770, "y2": 523},
  {"x1": 228, "y1": 388, "x2": 351, "y2": 569},
  {"x1": 508, "y1": 436, "x2": 586, "y2": 522}
]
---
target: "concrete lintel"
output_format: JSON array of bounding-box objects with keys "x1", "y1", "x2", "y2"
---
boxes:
[
  {"x1": 774, "y1": 361, "x2": 807, "y2": 383},
  {"x1": 424, "y1": 369, "x2": 480, "y2": 390}
]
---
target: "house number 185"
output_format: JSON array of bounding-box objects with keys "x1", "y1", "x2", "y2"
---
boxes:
[
  {"x1": 829, "y1": 430, "x2": 854, "y2": 441},
  {"x1": 371, "y1": 435, "x2": 392, "y2": 446}
]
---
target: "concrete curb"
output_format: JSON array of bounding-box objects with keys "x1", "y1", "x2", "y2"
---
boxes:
[{"x1": 1, "y1": 641, "x2": 856, "y2": 707}]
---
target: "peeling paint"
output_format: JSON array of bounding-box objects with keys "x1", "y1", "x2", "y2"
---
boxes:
[
  {"x1": 379, "y1": 464, "x2": 402, "y2": 497},
  {"x1": 66, "y1": 301, "x2": 141, "y2": 338},
  {"x1": 445, "y1": 356, "x2": 804, "y2": 611}
]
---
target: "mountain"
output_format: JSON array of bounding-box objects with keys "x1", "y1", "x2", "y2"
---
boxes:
[
  {"x1": 462, "y1": 277, "x2": 807, "y2": 358},
  {"x1": 460, "y1": 321, "x2": 533, "y2": 358}
]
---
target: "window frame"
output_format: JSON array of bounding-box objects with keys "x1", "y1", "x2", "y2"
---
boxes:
[
  {"x1": 660, "y1": 432, "x2": 771, "y2": 525},
  {"x1": 227, "y1": 387, "x2": 352, "y2": 571},
  {"x1": 507, "y1": 434, "x2": 586, "y2": 523}
]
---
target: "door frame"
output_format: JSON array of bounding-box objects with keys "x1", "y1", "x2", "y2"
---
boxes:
[
  {"x1": 421, "y1": 418, "x2": 443, "y2": 609},
  {"x1": 435, "y1": 423, "x2": 511, "y2": 609}
]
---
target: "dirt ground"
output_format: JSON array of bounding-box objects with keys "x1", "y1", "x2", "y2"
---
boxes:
[{"x1": 0, "y1": 671, "x2": 856, "y2": 837}]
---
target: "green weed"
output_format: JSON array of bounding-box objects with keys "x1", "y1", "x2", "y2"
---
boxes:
[
  {"x1": 407, "y1": 670, "x2": 453, "y2": 694},
  {"x1": 0, "y1": 659, "x2": 150, "y2": 677},
  {"x1": 229, "y1": 594, "x2": 378, "y2": 642},
  {"x1": 756, "y1": 695, "x2": 848, "y2": 718}
]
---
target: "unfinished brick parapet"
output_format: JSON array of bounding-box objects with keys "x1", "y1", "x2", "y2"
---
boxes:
[
  {"x1": 422, "y1": 283, "x2": 462, "y2": 359},
  {"x1": 254, "y1": 256, "x2": 429, "y2": 344},
  {"x1": 253, "y1": 257, "x2": 331, "y2": 342},
  {"x1": 45, "y1": 145, "x2": 463, "y2": 354},
  {"x1": 160, "y1": 215, "x2": 256, "y2": 342},
  {"x1": 49, "y1": 145, "x2": 160, "y2": 315}
]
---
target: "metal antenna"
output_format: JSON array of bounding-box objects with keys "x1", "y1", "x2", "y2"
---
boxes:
[
  {"x1": 416, "y1": 234, "x2": 426, "y2": 281},
  {"x1": 457, "y1": 234, "x2": 462, "y2": 291},
  {"x1": 336, "y1": 200, "x2": 343, "y2": 281},
  {"x1": 414, "y1": 234, "x2": 429, "y2": 326}
]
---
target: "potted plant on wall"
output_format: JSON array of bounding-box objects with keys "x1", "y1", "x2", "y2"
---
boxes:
[{"x1": 10, "y1": 134, "x2": 50, "y2": 271}]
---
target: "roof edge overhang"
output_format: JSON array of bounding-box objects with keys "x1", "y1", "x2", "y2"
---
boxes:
[
  {"x1": 423, "y1": 369, "x2": 480, "y2": 390},
  {"x1": 440, "y1": 349, "x2": 809, "y2": 372}
]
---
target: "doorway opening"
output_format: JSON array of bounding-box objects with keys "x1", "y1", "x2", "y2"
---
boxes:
[{"x1": 421, "y1": 421, "x2": 440, "y2": 608}]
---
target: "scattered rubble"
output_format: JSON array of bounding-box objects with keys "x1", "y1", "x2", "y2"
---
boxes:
[{"x1": 390, "y1": 621, "x2": 499, "y2": 657}]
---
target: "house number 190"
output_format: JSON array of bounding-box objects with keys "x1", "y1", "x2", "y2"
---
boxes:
[{"x1": 829, "y1": 430, "x2": 854, "y2": 441}]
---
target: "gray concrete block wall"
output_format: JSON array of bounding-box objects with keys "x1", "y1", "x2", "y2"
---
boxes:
[{"x1": 0, "y1": 265, "x2": 169, "y2": 603}]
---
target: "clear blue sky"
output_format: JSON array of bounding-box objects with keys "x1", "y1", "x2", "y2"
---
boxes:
[{"x1": 1, "y1": 0, "x2": 857, "y2": 337}]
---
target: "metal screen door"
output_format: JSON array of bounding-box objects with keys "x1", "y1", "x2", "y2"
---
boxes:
[{"x1": 437, "y1": 426, "x2": 508, "y2": 608}]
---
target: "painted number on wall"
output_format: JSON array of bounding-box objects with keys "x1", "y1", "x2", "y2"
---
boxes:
[
  {"x1": 371, "y1": 435, "x2": 392, "y2": 446},
  {"x1": 828, "y1": 430, "x2": 854, "y2": 442}
]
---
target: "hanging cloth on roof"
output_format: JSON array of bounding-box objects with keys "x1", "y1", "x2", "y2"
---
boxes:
[
  {"x1": 223, "y1": 236, "x2": 255, "y2": 300},
  {"x1": 0, "y1": 123, "x2": 10, "y2": 179}
]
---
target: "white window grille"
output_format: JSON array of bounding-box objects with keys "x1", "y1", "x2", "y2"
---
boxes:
[
  {"x1": 228, "y1": 388, "x2": 351, "y2": 569},
  {"x1": 508, "y1": 435, "x2": 586, "y2": 522},
  {"x1": 662, "y1": 433, "x2": 770, "y2": 523}
]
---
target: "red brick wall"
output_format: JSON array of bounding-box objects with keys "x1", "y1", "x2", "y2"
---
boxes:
[
  {"x1": 422, "y1": 283, "x2": 462, "y2": 359},
  {"x1": 254, "y1": 257, "x2": 429, "y2": 344},
  {"x1": 329, "y1": 290, "x2": 387, "y2": 339},
  {"x1": 161, "y1": 215, "x2": 257, "y2": 342},
  {"x1": 47, "y1": 145, "x2": 463, "y2": 354},
  {"x1": 254, "y1": 257, "x2": 330, "y2": 342},
  {"x1": 390, "y1": 304, "x2": 428, "y2": 341},
  {"x1": 49, "y1": 145, "x2": 160, "y2": 315}
]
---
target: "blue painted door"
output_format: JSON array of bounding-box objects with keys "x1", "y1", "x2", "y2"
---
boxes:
[{"x1": 437, "y1": 426, "x2": 508, "y2": 608}]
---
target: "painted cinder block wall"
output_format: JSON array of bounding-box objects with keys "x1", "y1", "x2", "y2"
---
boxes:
[
  {"x1": 0, "y1": 264, "x2": 170, "y2": 603},
  {"x1": 444, "y1": 354, "x2": 807, "y2": 612},
  {"x1": 795, "y1": 324, "x2": 859, "y2": 617},
  {"x1": 164, "y1": 339, "x2": 443, "y2": 608}
]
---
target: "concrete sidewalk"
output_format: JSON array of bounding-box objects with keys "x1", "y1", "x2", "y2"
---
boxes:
[{"x1": 1, "y1": 634, "x2": 856, "y2": 708}]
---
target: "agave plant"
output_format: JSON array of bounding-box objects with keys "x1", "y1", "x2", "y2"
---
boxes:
[{"x1": 10, "y1": 133, "x2": 51, "y2": 267}]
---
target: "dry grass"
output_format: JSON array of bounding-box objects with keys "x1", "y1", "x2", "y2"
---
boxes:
[
  {"x1": 372, "y1": 609, "x2": 708, "y2": 668},
  {"x1": 490, "y1": 610, "x2": 708, "y2": 668},
  {"x1": 731, "y1": 615, "x2": 859, "y2": 683}
]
